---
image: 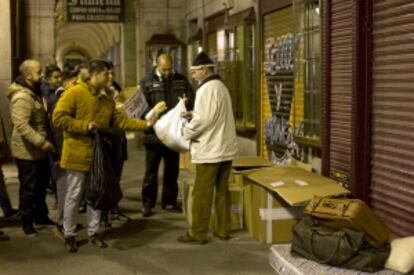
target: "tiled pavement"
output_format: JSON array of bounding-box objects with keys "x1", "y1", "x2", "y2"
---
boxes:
[{"x1": 0, "y1": 142, "x2": 275, "y2": 275}]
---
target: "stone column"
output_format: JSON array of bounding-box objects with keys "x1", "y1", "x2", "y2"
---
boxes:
[
  {"x1": 121, "y1": 0, "x2": 137, "y2": 87},
  {"x1": 0, "y1": 0, "x2": 12, "y2": 136},
  {"x1": 25, "y1": 0, "x2": 55, "y2": 66}
]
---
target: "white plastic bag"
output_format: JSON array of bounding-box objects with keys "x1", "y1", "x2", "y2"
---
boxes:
[{"x1": 153, "y1": 99, "x2": 190, "y2": 152}]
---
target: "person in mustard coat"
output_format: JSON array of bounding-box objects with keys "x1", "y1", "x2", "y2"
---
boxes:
[{"x1": 52, "y1": 59, "x2": 152, "y2": 253}]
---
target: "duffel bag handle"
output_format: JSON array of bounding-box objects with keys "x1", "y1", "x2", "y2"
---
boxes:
[
  {"x1": 309, "y1": 229, "x2": 344, "y2": 264},
  {"x1": 309, "y1": 197, "x2": 353, "y2": 218},
  {"x1": 309, "y1": 198, "x2": 322, "y2": 212}
]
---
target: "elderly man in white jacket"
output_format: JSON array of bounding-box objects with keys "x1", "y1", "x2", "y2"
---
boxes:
[{"x1": 178, "y1": 52, "x2": 238, "y2": 244}]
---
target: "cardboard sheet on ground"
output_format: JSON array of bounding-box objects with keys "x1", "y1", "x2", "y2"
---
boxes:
[
  {"x1": 247, "y1": 166, "x2": 350, "y2": 206},
  {"x1": 230, "y1": 156, "x2": 274, "y2": 187}
]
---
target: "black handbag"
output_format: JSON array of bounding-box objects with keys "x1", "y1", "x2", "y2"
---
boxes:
[{"x1": 291, "y1": 215, "x2": 390, "y2": 272}]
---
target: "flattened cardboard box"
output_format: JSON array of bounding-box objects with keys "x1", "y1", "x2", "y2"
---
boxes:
[
  {"x1": 247, "y1": 166, "x2": 350, "y2": 206},
  {"x1": 230, "y1": 156, "x2": 273, "y2": 187},
  {"x1": 244, "y1": 166, "x2": 350, "y2": 244}
]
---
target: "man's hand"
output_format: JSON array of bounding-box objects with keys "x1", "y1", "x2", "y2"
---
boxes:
[
  {"x1": 181, "y1": 111, "x2": 193, "y2": 120},
  {"x1": 41, "y1": 141, "x2": 55, "y2": 152},
  {"x1": 88, "y1": 122, "x2": 98, "y2": 133},
  {"x1": 179, "y1": 93, "x2": 188, "y2": 104},
  {"x1": 146, "y1": 115, "x2": 158, "y2": 127}
]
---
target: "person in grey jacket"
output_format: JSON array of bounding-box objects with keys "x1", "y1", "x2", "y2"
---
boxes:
[
  {"x1": 7, "y1": 60, "x2": 56, "y2": 237},
  {"x1": 178, "y1": 52, "x2": 238, "y2": 244}
]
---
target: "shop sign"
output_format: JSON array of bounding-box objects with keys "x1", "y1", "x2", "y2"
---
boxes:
[{"x1": 66, "y1": 0, "x2": 124, "y2": 22}]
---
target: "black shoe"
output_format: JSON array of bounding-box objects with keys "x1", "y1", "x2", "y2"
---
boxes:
[
  {"x1": 0, "y1": 231, "x2": 10, "y2": 241},
  {"x1": 142, "y1": 206, "x2": 153, "y2": 217},
  {"x1": 162, "y1": 203, "x2": 182, "y2": 213},
  {"x1": 24, "y1": 227, "x2": 38, "y2": 238},
  {"x1": 89, "y1": 234, "x2": 108, "y2": 248},
  {"x1": 177, "y1": 234, "x2": 207, "y2": 245},
  {"x1": 4, "y1": 209, "x2": 20, "y2": 221},
  {"x1": 35, "y1": 217, "x2": 56, "y2": 228},
  {"x1": 64, "y1": 236, "x2": 78, "y2": 253}
]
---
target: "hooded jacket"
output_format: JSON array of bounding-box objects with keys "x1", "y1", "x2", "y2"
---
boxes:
[{"x1": 7, "y1": 76, "x2": 49, "y2": 160}]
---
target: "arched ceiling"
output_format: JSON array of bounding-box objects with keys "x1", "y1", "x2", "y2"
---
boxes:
[{"x1": 55, "y1": 22, "x2": 121, "y2": 64}]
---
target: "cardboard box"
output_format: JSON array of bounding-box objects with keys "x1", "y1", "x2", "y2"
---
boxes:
[
  {"x1": 181, "y1": 180, "x2": 243, "y2": 231},
  {"x1": 180, "y1": 155, "x2": 273, "y2": 186},
  {"x1": 243, "y1": 166, "x2": 350, "y2": 244},
  {"x1": 179, "y1": 152, "x2": 195, "y2": 173},
  {"x1": 230, "y1": 156, "x2": 273, "y2": 188},
  {"x1": 253, "y1": 184, "x2": 302, "y2": 244},
  {"x1": 247, "y1": 166, "x2": 350, "y2": 206}
]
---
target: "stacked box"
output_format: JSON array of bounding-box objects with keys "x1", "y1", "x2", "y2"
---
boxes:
[
  {"x1": 244, "y1": 179, "x2": 303, "y2": 244},
  {"x1": 243, "y1": 166, "x2": 350, "y2": 244},
  {"x1": 182, "y1": 180, "x2": 243, "y2": 231},
  {"x1": 179, "y1": 152, "x2": 195, "y2": 173}
]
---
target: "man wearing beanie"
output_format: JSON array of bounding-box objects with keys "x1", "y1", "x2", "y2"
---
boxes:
[{"x1": 178, "y1": 52, "x2": 238, "y2": 244}]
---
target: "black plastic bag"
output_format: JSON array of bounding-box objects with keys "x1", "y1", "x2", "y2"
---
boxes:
[{"x1": 86, "y1": 128, "x2": 126, "y2": 211}]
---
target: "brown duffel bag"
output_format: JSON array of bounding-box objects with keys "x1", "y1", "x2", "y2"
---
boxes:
[{"x1": 304, "y1": 197, "x2": 390, "y2": 245}]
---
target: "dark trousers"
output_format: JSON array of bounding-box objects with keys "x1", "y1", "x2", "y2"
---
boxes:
[
  {"x1": 142, "y1": 144, "x2": 179, "y2": 208},
  {"x1": 15, "y1": 158, "x2": 49, "y2": 231}
]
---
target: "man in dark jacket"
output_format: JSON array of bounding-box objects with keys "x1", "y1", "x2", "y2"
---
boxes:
[{"x1": 140, "y1": 53, "x2": 194, "y2": 217}]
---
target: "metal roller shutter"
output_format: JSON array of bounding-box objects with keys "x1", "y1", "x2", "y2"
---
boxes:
[
  {"x1": 260, "y1": 6, "x2": 293, "y2": 157},
  {"x1": 370, "y1": 0, "x2": 414, "y2": 237},
  {"x1": 328, "y1": 0, "x2": 356, "y2": 185}
]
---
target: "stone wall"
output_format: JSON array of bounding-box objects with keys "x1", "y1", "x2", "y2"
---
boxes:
[
  {"x1": 135, "y1": 0, "x2": 186, "y2": 81},
  {"x1": 25, "y1": 0, "x2": 56, "y2": 66},
  {"x1": 0, "y1": 0, "x2": 12, "y2": 138}
]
